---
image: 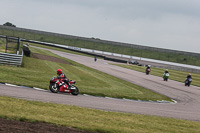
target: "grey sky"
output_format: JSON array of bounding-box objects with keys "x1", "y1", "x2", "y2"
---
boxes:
[{"x1": 1, "y1": 0, "x2": 200, "y2": 53}]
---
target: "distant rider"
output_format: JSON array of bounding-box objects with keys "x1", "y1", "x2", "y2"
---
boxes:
[
  {"x1": 94, "y1": 56, "x2": 97, "y2": 62},
  {"x1": 186, "y1": 73, "x2": 192, "y2": 79},
  {"x1": 57, "y1": 69, "x2": 69, "y2": 86},
  {"x1": 185, "y1": 73, "x2": 192, "y2": 86},
  {"x1": 163, "y1": 69, "x2": 169, "y2": 75},
  {"x1": 146, "y1": 65, "x2": 151, "y2": 71}
]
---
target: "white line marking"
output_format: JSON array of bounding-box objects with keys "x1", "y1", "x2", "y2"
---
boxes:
[
  {"x1": 5, "y1": 83, "x2": 20, "y2": 87},
  {"x1": 83, "y1": 94, "x2": 90, "y2": 96},
  {"x1": 171, "y1": 99, "x2": 177, "y2": 104},
  {"x1": 33, "y1": 87, "x2": 48, "y2": 91}
]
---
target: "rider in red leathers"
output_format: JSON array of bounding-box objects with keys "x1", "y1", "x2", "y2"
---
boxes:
[{"x1": 57, "y1": 69, "x2": 69, "y2": 87}]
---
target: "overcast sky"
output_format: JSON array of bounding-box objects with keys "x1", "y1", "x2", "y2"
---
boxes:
[{"x1": 1, "y1": 0, "x2": 200, "y2": 53}]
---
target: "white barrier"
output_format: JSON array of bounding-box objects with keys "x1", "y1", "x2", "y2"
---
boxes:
[{"x1": 0, "y1": 51, "x2": 23, "y2": 66}]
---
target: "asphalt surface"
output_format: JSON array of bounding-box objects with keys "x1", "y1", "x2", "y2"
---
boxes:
[{"x1": 1, "y1": 47, "x2": 200, "y2": 122}]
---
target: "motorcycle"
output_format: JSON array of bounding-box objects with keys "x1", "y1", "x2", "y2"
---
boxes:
[
  {"x1": 163, "y1": 73, "x2": 169, "y2": 81},
  {"x1": 185, "y1": 78, "x2": 192, "y2": 87},
  {"x1": 94, "y1": 56, "x2": 97, "y2": 62},
  {"x1": 146, "y1": 68, "x2": 151, "y2": 75},
  {"x1": 49, "y1": 76, "x2": 79, "y2": 95}
]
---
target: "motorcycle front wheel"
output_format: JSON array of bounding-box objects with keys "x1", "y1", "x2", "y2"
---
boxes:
[
  {"x1": 70, "y1": 85, "x2": 79, "y2": 96},
  {"x1": 49, "y1": 83, "x2": 59, "y2": 93}
]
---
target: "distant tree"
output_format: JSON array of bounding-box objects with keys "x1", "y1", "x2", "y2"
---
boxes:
[{"x1": 3, "y1": 22, "x2": 16, "y2": 27}]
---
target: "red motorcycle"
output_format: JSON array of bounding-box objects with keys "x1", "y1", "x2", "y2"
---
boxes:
[
  {"x1": 49, "y1": 76, "x2": 79, "y2": 95},
  {"x1": 146, "y1": 68, "x2": 151, "y2": 75}
]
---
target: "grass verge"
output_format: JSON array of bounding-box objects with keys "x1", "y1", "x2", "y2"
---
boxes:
[{"x1": 0, "y1": 96, "x2": 200, "y2": 133}]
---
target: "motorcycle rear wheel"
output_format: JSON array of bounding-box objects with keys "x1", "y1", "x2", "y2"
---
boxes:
[
  {"x1": 49, "y1": 83, "x2": 59, "y2": 93},
  {"x1": 188, "y1": 82, "x2": 191, "y2": 87},
  {"x1": 71, "y1": 86, "x2": 79, "y2": 95},
  {"x1": 164, "y1": 78, "x2": 168, "y2": 81}
]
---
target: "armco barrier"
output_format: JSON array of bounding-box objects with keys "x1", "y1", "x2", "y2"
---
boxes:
[
  {"x1": 29, "y1": 40, "x2": 200, "y2": 73},
  {"x1": 0, "y1": 52, "x2": 23, "y2": 66},
  {"x1": 1, "y1": 35, "x2": 200, "y2": 73},
  {"x1": 1, "y1": 25, "x2": 200, "y2": 57}
]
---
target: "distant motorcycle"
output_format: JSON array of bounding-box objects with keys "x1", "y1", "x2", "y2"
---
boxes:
[
  {"x1": 94, "y1": 56, "x2": 97, "y2": 62},
  {"x1": 146, "y1": 68, "x2": 151, "y2": 75},
  {"x1": 49, "y1": 76, "x2": 79, "y2": 95},
  {"x1": 185, "y1": 78, "x2": 192, "y2": 87},
  {"x1": 163, "y1": 73, "x2": 169, "y2": 81}
]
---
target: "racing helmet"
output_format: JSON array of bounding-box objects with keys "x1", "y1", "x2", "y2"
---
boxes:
[{"x1": 57, "y1": 69, "x2": 62, "y2": 75}]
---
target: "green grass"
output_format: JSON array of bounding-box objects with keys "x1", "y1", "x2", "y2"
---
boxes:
[
  {"x1": 0, "y1": 96, "x2": 200, "y2": 133},
  {"x1": 113, "y1": 64, "x2": 200, "y2": 87},
  {"x1": 0, "y1": 37, "x2": 23, "y2": 54},
  {"x1": 0, "y1": 46, "x2": 171, "y2": 101},
  {"x1": 1, "y1": 27, "x2": 200, "y2": 66}
]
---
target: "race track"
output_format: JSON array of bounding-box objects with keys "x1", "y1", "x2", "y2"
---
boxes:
[{"x1": 1, "y1": 47, "x2": 200, "y2": 122}]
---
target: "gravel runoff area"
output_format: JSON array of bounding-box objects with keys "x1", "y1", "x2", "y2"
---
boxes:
[
  {"x1": 32, "y1": 53, "x2": 72, "y2": 65},
  {"x1": 0, "y1": 118, "x2": 91, "y2": 133}
]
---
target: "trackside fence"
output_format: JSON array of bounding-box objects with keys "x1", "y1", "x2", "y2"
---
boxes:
[
  {"x1": 27, "y1": 40, "x2": 200, "y2": 73},
  {"x1": 0, "y1": 51, "x2": 23, "y2": 66},
  {"x1": 1, "y1": 35, "x2": 200, "y2": 73}
]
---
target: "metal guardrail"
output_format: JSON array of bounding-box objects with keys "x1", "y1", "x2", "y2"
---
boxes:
[
  {"x1": 1, "y1": 35, "x2": 200, "y2": 72},
  {"x1": 28, "y1": 40, "x2": 200, "y2": 73},
  {"x1": 0, "y1": 51, "x2": 23, "y2": 66}
]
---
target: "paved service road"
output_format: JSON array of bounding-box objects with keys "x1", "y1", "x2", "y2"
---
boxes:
[{"x1": 1, "y1": 47, "x2": 200, "y2": 122}]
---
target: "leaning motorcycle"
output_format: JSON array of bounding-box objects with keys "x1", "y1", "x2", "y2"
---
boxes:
[
  {"x1": 49, "y1": 76, "x2": 79, "y2": 95},
  {"x1": 185, "y1": 78, "x2": 192, "y2": 87},
  {"x1": 163, "y1": 73, "x2": 169, "y2": 81}
]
